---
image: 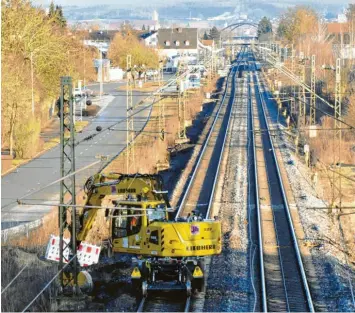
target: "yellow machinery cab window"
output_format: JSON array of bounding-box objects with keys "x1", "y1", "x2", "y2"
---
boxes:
[
  {"x1": 112, "y1": 204, "x2": 142, "y2": 239},
  {"x1": 146, "y1": 203, "x2": 167, "y2": 224}
]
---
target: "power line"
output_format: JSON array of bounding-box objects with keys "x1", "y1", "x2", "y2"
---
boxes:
[
  {"x1": 1, "y1": 264, "x2": 29, "y2": 295},
  {"x1": 1, "y1": 160, "x2": 101, "y2": 210},
  {"x1": 21, "y1": 255, "x2": 77, "y2": 313}
]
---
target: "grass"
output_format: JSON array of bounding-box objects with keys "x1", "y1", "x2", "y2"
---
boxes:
[
  {"x1": 6, "y1": 121, "x2": 89, "y2": 173},
  {"x1": 75, "y1": 120, "x2": 89, "y2": 133},
  {"x1": 1, "y1": 246, "x2": 58, "y2": 312},
  {"x1": 43, "y1": 137, "x2": 60, "y2": 150},
  {"x1": 118, "y1": 81, "x2": 162, "y2": 92}
]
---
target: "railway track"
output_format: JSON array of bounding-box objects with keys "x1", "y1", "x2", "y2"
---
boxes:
[
  {"x1": 137, "y1": 294, "x2": 191, "y2": 312},
  {"x1": 249, "y1": 56, "x2": 314, "y2": 312},
  {"x1": 175, "y1": 49, "x2": 246, "y2": 220},
  {"x1": 135, "y1": 49, "x2": 248, "y2": 313}
]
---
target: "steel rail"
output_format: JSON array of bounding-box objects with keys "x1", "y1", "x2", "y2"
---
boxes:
[
  {"x1": 254, "y1": 68, "x2": 314, "y2": 312},
  {"x1": 248, "y1": 67, "x2": 267, "y2": 312},
  {"x1": 175, "y1": 49, "x2": 246, "y2": 220},
  {"x1": 140, "y1": 51, "x2": 244, "y2": 313},
  {"x1": 137, "y1": 297, "x2": 146, "y2": 312},
  {"x1": 136, "y1": 296, "x2": 191, "y2": 313},
  {"x1": 205, "y1": 54, "x2": 242, "y2": 218}
]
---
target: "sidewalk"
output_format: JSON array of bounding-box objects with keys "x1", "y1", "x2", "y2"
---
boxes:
[{"x1": 1, "y1": 95, "x2": 114, "y2": 176}]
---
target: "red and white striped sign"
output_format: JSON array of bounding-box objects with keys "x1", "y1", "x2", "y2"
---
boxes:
[{"x1": 45, "y1": 235, "x2": 101, "y2": 267}]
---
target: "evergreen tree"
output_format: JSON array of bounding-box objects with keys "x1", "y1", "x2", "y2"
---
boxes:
[
  {"x1": 57, "y1": 6, "x2": 66, "y2": 27},
  {"x1": 48, "y1": 1, "x2": 55, "y2": 17},
  {"x1": 49, "y1": 4, "x2": 66, "y2": 28},
  {"x1": 203, "y1": 31, "x2": 209, "y2": 40},
  {"x1": 209, "y1": 26, "x2": 220, "y2": 41},
  {"x1": 257, "y1": 16, "x2": 273, "y2": 37},
  {"x1": 142, "y1": 24, "x2": 146, "y2": 31}
]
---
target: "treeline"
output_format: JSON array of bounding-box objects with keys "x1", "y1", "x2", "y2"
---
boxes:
[
  {"x1": 276, "y1": 5, "x2": 355, "y2": 122},
  {"x1": 108, "y1": 29, "x2": 159, "y2": 72},
  {"x1": 1, "y1": 0, "x2": 97, "y2": 158}
]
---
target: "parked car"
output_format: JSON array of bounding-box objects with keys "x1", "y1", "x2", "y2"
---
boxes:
[
  {"x1": 73, "y1": 87, "x2": 93, "y2": 97},
  {"x1": 73, "y1": 88, "x2": 84, "y2": 98}
]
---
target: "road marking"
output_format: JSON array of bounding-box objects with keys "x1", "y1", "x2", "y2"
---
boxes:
[
  {"x1": 80, "y1": 152, "x2": 83, "y2": 155},
  {"x1": 85, "y1": 148, "x2": 88, "y2": 151}
]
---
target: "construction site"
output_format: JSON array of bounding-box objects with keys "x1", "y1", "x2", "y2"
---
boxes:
[{"x1": 1, "y1": 3, "x2": 355, "y2": 312}]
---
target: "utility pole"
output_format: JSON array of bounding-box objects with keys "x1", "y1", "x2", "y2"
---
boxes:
[
  {"x1": 334, "y1": 58, "x2": 342, "y2": 210},
  {"x1": 290, "y1": 45, "x2": 295, "y2": 115},
  {"x1": 177, "y1": 79, "x2": 187, "y2": 142},
  {"x1": 126, "y1": 55, "x2": 135, "y2": 173},
  {"x1": 299, "y1": 59, "x2": 307, "y2": 126},
  {"x1": 209, "y1": 47, "x2": 213, "y2": 82},
  {"x1": 158, "y1": 62, "x2": 165, "y2": 142},
  {"x1": 310, "y1": 54, "x2": 316, "y2": 125},
  {"x1": 334, "y1": 58, "x2": 341, "y2": 135},
  {"x1": 99, "y1": 49, "x2": 103, "y2": 101},
  {"x1": 298, "y1": 59, "x2": 306, "y2": 128},
  {"x1": 83, "y1": 45, "x2": 86, "y2": 89},
  {"x1": 58, "y1": 76, "x2": 78, "y2": 295}
]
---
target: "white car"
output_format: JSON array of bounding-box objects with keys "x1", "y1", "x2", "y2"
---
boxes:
[{"x1": 73, "y1": 87, "x2": 93, "y2": 97}]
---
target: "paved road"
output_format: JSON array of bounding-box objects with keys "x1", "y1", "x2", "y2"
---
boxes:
[{"x1": 1, "y1": 76, "x2": 174, "y2": 229}]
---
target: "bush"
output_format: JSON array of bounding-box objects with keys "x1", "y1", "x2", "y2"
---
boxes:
[{"x1": 14, "y1": 117, "x2": 41, "y2": 159}]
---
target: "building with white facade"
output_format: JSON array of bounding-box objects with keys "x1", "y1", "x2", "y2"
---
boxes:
[{"x1": 140, "y1": 31, "x2": 158, "y2": 47}]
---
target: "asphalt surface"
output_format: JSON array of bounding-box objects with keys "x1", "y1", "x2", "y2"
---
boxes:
[{"x1": 1, "y1": 76, "x2": 174, "y2": 229}]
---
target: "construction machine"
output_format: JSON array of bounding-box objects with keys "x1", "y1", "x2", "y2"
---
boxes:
[{"x1": 47, "y1": 173, "x2": 222, "y2": 296}]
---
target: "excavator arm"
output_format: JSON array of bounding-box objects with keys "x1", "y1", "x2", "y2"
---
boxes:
[{"x1": 76, "y1": 173, "x2": 170, "y2": 243}]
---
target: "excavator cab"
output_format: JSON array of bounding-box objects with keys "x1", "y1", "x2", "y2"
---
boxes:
[{"x1": 110, "y1": 201, "x2": 169, "y2": 254}]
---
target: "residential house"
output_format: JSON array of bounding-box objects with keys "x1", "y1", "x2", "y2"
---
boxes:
[
  {"x1": 326, "y1": 22, "x2": 354, "y2": 59},
  {"x1": 157, "y1": 27, "x2": 198, "y2": 58},
  {"x1": 140, "y1": 31, "x2": 158, "y2": 47}
]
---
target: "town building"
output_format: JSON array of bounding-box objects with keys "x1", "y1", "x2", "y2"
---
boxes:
[
  {"x1": 140, "y1": 31, "x2": 158, "y2": 47},
  {"x1": 326, "y1": 22, "x2": 355, "y2": 59},
  {"x1": 157, "y1": 27, "x2": 198, "y2": 57}
]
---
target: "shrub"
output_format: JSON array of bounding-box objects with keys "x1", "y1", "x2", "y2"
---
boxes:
[{"x1": 14, "y1": 117, "x2": 41, "y2": 158}]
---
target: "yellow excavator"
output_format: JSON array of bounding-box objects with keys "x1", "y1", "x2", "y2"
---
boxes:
[{"x1": 75, "y1": 173, "x2": 222, "y2": 296}]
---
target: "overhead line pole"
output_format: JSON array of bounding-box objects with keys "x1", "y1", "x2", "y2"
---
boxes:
[
  {"x1": 310, "y1": 55, "x2": 316, "y2": 125},
  {"x1": 126, "y1": 55, "x2": 135, "y2": 173},
  {"x1": 158, "y1": 60, "x2": 165, "y2": 142},
  {"x1": 58, "y1": 76, "x2": 78, "y2": 296},
  {"x1": 334, "y1": 58, "x2": 342, "y2": 210},
  {"x1": 257, "y1": 46, "x2": 335, "y2": 110},
  {"x1": 334, "y1": 58, "x2": 342, "y2": 136},
  {"x1": 290, "y1": 45, "x2": 296, "y2": 115}
]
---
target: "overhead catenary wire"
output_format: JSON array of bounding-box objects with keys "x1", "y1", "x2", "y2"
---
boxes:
[
  {"x1": 21, "y1": 255, "x2": 77, "y2": 313},
  {"x1": 75, "y1": 63, "x2": 211, "y2": 148},
  {"x1": 1, "y1": 160, "x2": 101, "y2": 210},
  {"x1": 16, "y1": 202, "x2": 175, "y2": 212},
  {"x1": 258, "y1": 61, "x2": 355, "y2": 309},
  {"x1": 1, "y1": 264, "x2": 29, "y2": 295}
]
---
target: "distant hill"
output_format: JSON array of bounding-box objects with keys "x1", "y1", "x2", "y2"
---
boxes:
[{"x1": 62, "y1": 2, "x2": 283, "y2": 22}]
